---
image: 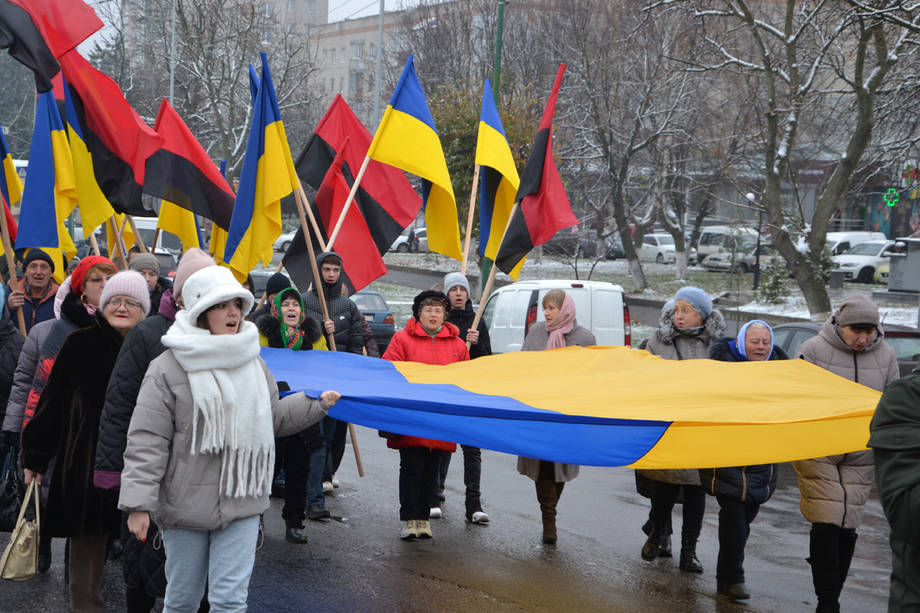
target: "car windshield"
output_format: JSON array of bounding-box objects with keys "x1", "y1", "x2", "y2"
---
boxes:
[
  {"x1": 655, "y1": 235, "x2": 674, "y2": 245},
  {"x1": 884, "y1": 335, "x2": 920, "y2": 361},
  {"x1": 352, "y1": 293, "x2": 387, "y2": 311},
  {"x1": 844, "y1": 242, "x2": 885, "y2": 256}
]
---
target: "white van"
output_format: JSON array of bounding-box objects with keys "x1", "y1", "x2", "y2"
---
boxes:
[
  {"x1": 696, "y1": 226, "x2": 759, "y2": 265},
  {"x1": 481, "y1": 280, "x2": 630, "y2": 353}
]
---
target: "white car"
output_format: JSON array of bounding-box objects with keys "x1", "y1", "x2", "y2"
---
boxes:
[
  {"x1": 390, "y1": 227, "x2": 427, "y2": 252},
  {"x1": 637, "y1": 233, "x2": 696, "y2": 264},
  {"x1": 702, "y1": 243, "x2": 782, "y2": 273},
  {"x1": 274, "y1": 231, "x2": 296, "y2": 252},
  {"x1": 831, "y1": 240, "x2": 896, "y2": 284}
]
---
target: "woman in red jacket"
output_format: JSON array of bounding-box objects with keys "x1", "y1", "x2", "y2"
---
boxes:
[{"x1": 382, "y1": 290, "x2": 469, "y2": 540}]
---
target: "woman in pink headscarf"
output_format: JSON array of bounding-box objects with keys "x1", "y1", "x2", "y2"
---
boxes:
[{"x1": 518, "y1": 290, "x2": 596, "y2": 544}]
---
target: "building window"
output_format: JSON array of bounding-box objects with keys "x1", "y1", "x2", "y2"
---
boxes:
[
  {"x1": 263, "y1": 2, "x2": 272, "y2": 17},
  {"x1": 368, "y1": 43, "x2": 376, "y2": 58},
  {"x1": 287, "y1": 0, "x2": 295, "y2": 11},
  {"x1": 262, "y1": 29, "x2": 273, "y2": 44},
  {"x1": 322, "y1": 49, "x2": 327, "y2": 64},
  {"x1": 339, "y1": 76, "x2": 344, "y2": 91},
  {"x1": 351, "y1": 42, "x2": 364, "y2": 59},
  {"x1": 307, "y1": 0, "x2": 315, "y2": 13},
  {"x1": 340, "y1": 47, "x2": 346, "y2": 63},
  {"x1": 304, "y1": 23, "x2": 310, "y2": 37}
]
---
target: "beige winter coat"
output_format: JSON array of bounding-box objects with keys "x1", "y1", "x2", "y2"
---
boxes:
[
  {"x1": 792, "y1": 315, "x2": 899, "y2": 528},
  {"x1": 118, "y1": 350, "x2": 328, "y2": 531},
  {"x1": 638, "y1": 306, "x2": 726, "y2": 485}
]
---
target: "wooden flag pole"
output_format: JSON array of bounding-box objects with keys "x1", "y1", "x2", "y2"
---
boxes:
[
  {"x1": 107, "y1": 216, "x2": 130, "y2": 269},
  {"x1": 325, "y1": 155, "x2": 371, "y2": 252},
  {"x1": 152, "y1": 229, "x2": 161, "y2": 253},
  {"x1": 88, "y1": 232, "x2": 101, "y2": 256},
  {"x1": 461, "y1": 164, "x2": 481, "y2": 275},
  {"x1": 0, "y1": 202, "x2": 27, "y2": 336},
  {"x1": 126, "y1": 215, "x2": 149, "y2": 253},
  {"x1": 466, "y1": 200, "x2": 519, "y2": 349},
  {"x1": 294, "y1": 183, "x2": 326, "y2": 253}
]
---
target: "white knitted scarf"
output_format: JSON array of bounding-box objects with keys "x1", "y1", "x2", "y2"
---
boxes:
[{"x1": 163, "y1": 313, "x2": 274, "y2": 498}]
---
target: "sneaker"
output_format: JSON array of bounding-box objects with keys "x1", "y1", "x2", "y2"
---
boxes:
[
  {"x1": 400, "y1": 520, "x2": 418, "y2": 540},
  {"x1": 416, "y1": 520, "x2": 432, "y2": 538},
  {"x1": 323, "y1": 481, "x2": 334, "y2": 494},
  {"x1": 429, "y1": 506, "x2": 442, "y2": 519},
  {"x1": 285, "y1": 526, "x2": 308, "y2": 544},
  {"x1": 332, "y1": 476, "x2": 340, "y2": 488},
  {"x1": 469, "y1": 510, "x2": 490, "y2": 524}
]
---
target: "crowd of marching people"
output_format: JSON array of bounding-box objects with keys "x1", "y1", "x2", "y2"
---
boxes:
[{"x1": 0, "y1": 246, "x2": 917, "y2": 612}]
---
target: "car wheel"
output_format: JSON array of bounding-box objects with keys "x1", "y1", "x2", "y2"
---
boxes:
[
  {"x1": 856, "y1": 267, "x2": 874, "y2": 284},
  {"x1": 281, "y1": 241, "x2": 291, "y2": 252},
  {"x1": 656, "y1": 253, "x2": 664, "y2": 264},
  {"x1": 397, "y1": 243, "x2": 409, "y2": 253},
  {"x1": 734, "y1": 262, "x2": 749, "y2": 274}
]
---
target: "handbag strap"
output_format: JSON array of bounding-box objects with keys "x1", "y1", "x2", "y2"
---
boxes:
[
  {"x1": 32, "y1": 477, "x2": 39, "y2": 527},
  {"x1": 15, "y1": 480, "x2": 36, "y2": 527}
]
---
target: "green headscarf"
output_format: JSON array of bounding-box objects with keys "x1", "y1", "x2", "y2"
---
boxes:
[{"x1": 271, "y1": 287, "x2": 306, "y2": 350}]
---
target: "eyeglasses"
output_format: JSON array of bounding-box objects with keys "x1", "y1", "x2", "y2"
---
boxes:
[{"x1": 108, "y1": 297, "x2": 143, "y2": 310}]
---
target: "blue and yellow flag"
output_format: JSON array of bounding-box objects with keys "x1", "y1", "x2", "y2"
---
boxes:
[
  {"x1": 15, "y1": 91, "x2": 77, "y2": 282},
  {"x1": 263, "y1": 346, "x2": 882, "y2": 468},
  {"x1": 209, "y1": 159, "x2": 230, "y2": 266},
  {"x1": 223, "y1": 52, "x2": 294, "y2": 282},
  {"x1": 367, "y1": 56, "x2": 461, "y2": 260},
  {"x1": 158, "y1": 201, "x2": 202, "y2": 250},
  {"x1": 62, "y1": 75, "x2": 115, "y2": 235},
  {"x1": 476, "y1": 80, "x2": 522, "y2": 278},
  {"x1": 0, "y1": 125, "x2": 23, "y2": 209}
]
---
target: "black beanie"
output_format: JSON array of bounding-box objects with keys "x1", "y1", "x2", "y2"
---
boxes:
[
  {"x1": 412, "y1": 290, "x2": 450, "y2": 320},
  {"x1": 266, "y1": 272, "x2": 292, "y2": 297},
  {"x1": 22, "y1": 249, "x2": 55, "y2": 272}
]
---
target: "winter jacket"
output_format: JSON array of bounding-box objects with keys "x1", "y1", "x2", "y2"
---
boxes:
[
  {"x1": 381, "y1": 319, "x2": 469, "y2": 452},
  {"x1": 257, "y1": 312, "x2": 326, "y2": 450},
  {"x1": 517, "y1": 319, "x2": 596, "y2": 483},
  {"x1": 93, "y1": 311, "x2": 174, "y2": 490},
  {"x1": 147, "y1": 276, "x2": 172, "y2": 318},
  {"x1": 869, "y1": 371, "x2": 920, "y2": 612},
  {"x1": 7, "y1": 278, "x2": 59, "y2": 334},
  {"x1": 2, "y1": 318, "x2": 53, "y2": 434},
  {"x1": 0, "y1": 306, "x2": 24, "y2": 426},
  {"x1": 117, "y1": 351, "x2": 328, "y2": 531},
  {"x1": 793, "y1": 311, "x2": 899, "y2": 529},
  {"x1": 639, "y1": 304, "x2": 725, "y2": 486},
  {"x1": 447, "y1": 300, "x2": 492, "y2": 359},
  {"x1": 20, "y1": 312, "x2": 126, "y2": 538},
  {"x1": 699, "y1": 337, "x2": 787, "y2": 504},
  {"x1": 302, "y1": 276, "x2": 363, "y2": 354}
]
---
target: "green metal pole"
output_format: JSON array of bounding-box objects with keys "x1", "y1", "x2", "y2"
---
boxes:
[{"x1": 481, "y1": 0, "x2": 506, "y2": 296}]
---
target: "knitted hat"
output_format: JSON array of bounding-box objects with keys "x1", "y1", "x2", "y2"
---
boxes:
[
  {"x1": 100, "y1": 270, "x2": 151, "y2": 314},
  {"x1": 674, "y1": 286, "x2": 713, "y2": 319},
  {"x1": 22, "y1": 249, "x2": 55, "y2": 272},
  {"x1": 443, "y1": 272, "x2": 471, "y2": 297},
  {"x1": 835, "y1": 294, "x2": 880, "y2": 328},
  {"x1": 71, "y1": 256, "x2": 116, "y2": 295},
  {"x1": 412, "y1": 289, "x2": 450, "y2": 320},
  {"x1": 265, "y1": 272, "x2": 292, "y2": 297},
  {"x1": 128, "y1": 252, "x2": 160, "y2": 276},
  {"x1": 181, "y1": 266, "x2": 254, "y2": 324},
  {"x1": 174, "y1": 248, "x2": 216, "y2": 299}
]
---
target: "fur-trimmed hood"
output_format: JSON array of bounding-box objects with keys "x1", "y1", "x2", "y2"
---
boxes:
[
  {"x1": 654, "y1": 303, "x2": 726, "y2": 346},
  {"x1": 255, "y1": 311, "x2": 323, "y2": 349}
]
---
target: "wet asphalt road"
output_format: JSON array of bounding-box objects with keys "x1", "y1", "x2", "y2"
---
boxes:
[{"x1": 0, "y1": 426, "x2": 891, "y2": 612}]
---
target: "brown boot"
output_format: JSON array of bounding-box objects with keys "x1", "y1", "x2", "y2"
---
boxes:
[{"x1": 535, "y1": 480, "x2": 559, "y2": 544}]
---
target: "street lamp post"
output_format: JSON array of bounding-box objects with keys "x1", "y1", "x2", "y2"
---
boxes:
[{"x1": 746, "y1": 193, "x2": 763, "y2": 291}]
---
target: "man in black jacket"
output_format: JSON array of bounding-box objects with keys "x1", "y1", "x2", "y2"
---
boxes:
[
  {"x1": 302, "y1": 251, "x2": 363, "y2": 493},
  {"x1": 430, "y1": 272, "x2": 491, "y2": 524}
]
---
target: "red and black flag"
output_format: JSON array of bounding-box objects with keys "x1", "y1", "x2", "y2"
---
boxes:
[
  {"x1": 284, "y1": 140, "x2": 387, "y2": 294},
  {"x1": 58, "y1": 49, "x2": 164, "y2": 217},
  {"x1": 144, "y1": 98, "x2": 235, "y2": 230},
  {"x1": 294, "y1": 94, "x2": 421, "y2": 256},
  {"x1": 495, "y1": 65, "x2": 578, "y2": 274},
  {"x1": 0, "y1": 0, "x2": 101, "y2": 92}
]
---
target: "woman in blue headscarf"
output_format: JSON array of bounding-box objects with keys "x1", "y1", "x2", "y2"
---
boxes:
[{"x1": 704, "y1": 320, "x2": 787, "y2": 602}]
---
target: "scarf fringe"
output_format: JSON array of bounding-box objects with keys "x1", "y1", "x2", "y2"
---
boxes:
[{"x1": 220, "y1": 446, "x2": 275, "y2": 498}]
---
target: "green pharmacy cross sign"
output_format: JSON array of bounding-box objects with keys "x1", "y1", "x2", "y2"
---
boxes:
[{"x1": 885, "y1": 188, "x2": 900, "y2": 207}]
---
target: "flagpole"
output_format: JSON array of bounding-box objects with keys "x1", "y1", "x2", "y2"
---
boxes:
[
  {"x1": 88, "y1": 232, "x2": 101, "y2": 256},
  {"x1": 107, "y1": 216, "x2": 129, "y2": 269},
  {"x1": 325, "y1": 156, "x2": 371, "y2": 251},
  {"x1": 461, "y1": 164, "x2": 481, "y2": 275},
  {"x1": 0, "y1": 197, "x2": 27, "y2": 336},
  {"x1": 127, "y1": 215, "x2": 149, "y2": 253},
  {"x1": 152, "y1": 229, "x2": 161, "y2": 252},
  {"x1": 466, "y1": 200, "x2": 519, "y2": 349},
  {"x1": 294, "y1": 183, "x2": 327, "y2": 253}
]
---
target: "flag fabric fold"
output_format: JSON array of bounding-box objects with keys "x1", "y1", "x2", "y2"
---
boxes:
[
  {"x1": 366, "y1": 56, "x2": 461, "y2": 260},
  {"x1": 0, "y1": 125, "x2": 22, "y2": 209},
  {"x1": 495, "y1": 65, "x2": 578, "y2": 275},
  {"x1": 223, "y1": 52, "x2": 296, "y2": 282},
  {"x1": 0, "y1": 192, "x2": 16, "y2": 257},
  {"x1": 144, "y1": 98, "x2": 235, "y2": 230},
  {"x1": 476, "y1": 79, "x2": 522, "y2": 278},
  {"x1": 15, "y1": 90, "x2": 77, "y2": 281},
  {"x1": 157, "y1": 201, "x2": 201, "y2": 250},
  {"x1": 295, "y1": 95, "x2": 421, "y2": 256}
]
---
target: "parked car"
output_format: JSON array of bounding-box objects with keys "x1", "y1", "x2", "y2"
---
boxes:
[
  {"x1": 773, "y1": 321, "x2": 920, "y2": 377},
  {"x1": 352, "y1": 289, "x2": 395, "y2": 352},
  {"x1": 481, "y1": 279, "x2": 630, "y2": 353},
  {"x1": 274, "y1": 230, "x2": 296, "y2": 252},
  {"x1": 131, "y1": 217, "x2": 184, "y2": 255},
  {"x1": 796, "y1": 231, "x2": 888, "y2": 256},
  {"x1": 391, "y1": 227, "x2": 427, "y2": 253},
  {"x1": 875, "y1": 262, "x2": 890, "y2": 285},
  {"x1": 696, "y1": 226, "x2": 759, "y2": 265},
  {"x1": 541, "y1": 226, "x2": 598, "y2": 258},
  {"x1": 831, "y1": 240, "x2": 897, "y2": 284},
  {"x1": 249, "y1": 269, "x2": 288, "y2": 301},
  {"x1": 702, "y1": 242, "x2": 781, "y2": 273}
]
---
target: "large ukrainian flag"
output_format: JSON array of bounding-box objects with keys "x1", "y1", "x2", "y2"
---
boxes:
[
  {"x1": 476, "y1": 80, "x2": 522, "y2": 278},
  {"x1": 263, "y1": 346, "x2": 882, "y2": 468},
  {"x1": 15, "y1": 91, "x2": 77, "y2": 282},
  {"x1": 367, "y1": 55, "x2": 461, "y2": 260},
  {"x1": 223, "y1": 52, "x2": 295, "y2": 282}
]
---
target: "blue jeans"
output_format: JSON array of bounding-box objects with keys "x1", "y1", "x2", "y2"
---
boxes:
[
  {"x1": 161, "y1": 515, "x2": 260, "y2": 613},
  {"x1": 307, "y1": 444, "x2": 326, "y2": 512}
]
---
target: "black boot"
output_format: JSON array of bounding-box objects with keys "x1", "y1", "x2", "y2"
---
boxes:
[
  {"x1": 38, "y1": 533, "x2": 52, "y2": 573},
  {"x1": 836, "y1": 530, "x2": 858, "y2": 599},
  {"x1": 535, "y1": 480, "x2": 558, "y2": 544},
  {"x1": 284, "y1": 520, "x2": 308, "y2": 544},
  {"x1": 809, "y1": 523, "x2": 841, "y2": 613},
  {"x1": 679, "y1": 534, "x2": 703, "y2": 573},
  {"x1": 641, "y1": 529, "x2": 660, "y2": 561}
]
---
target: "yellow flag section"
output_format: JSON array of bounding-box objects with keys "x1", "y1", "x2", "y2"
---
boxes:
[
  {"x1": 157, "y1": 201, "x2": 201, "y2": 249},
  {"x1": 392, "y1": 346, "x2": 880, "y2": 468},
  {"x1": 222, "y1": 53, "x2": 293, "y2": 283},
  {"x1": 367, "y1": 55, "x2": 461, "y2": 260}
]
